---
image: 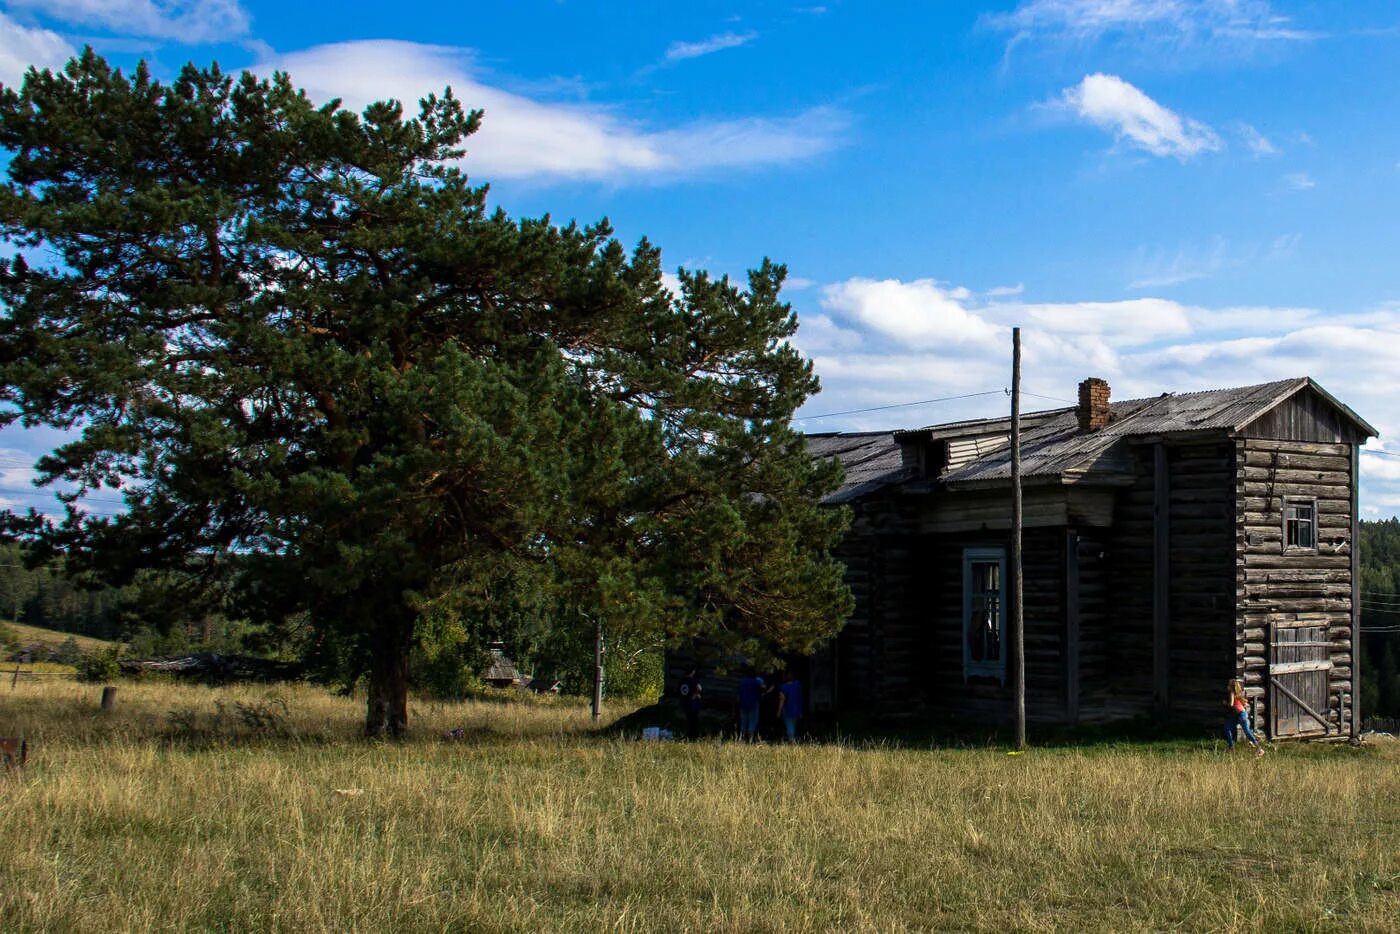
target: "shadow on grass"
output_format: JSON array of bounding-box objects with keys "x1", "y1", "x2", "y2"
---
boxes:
[{"x1": 604, "y1": 702, "x2": 1374, "y2": 756}]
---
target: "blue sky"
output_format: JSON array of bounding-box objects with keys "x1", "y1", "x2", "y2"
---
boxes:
[{"x1": 4, "y1": 1, "x2": 1400, "y2": 514}]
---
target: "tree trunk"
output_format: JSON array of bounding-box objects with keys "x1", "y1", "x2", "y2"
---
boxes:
[{"x1": 364, "y1": 620, "x2": 411, "y2": 739}]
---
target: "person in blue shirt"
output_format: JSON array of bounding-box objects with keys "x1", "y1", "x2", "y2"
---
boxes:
[
  {"x1": 777, "y1": 673, "x2": 803, "y2": 742},
  {"x1": 736, "y1": 674, "x2": 764, "y2": 740}
]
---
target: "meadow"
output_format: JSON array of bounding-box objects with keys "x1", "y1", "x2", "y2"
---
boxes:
[
  {"x1": 1, "y1": 678, "x2": 1398, "y2": 932},
  {"x1": 2, "y1": 620, "x2": 119, "y2": 655}
]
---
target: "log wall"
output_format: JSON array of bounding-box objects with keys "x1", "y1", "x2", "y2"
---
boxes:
[
  {"x1": 917, "y1": 528, "x2": 1068, "y2": 723},
  {"x1": 1073, "y1": 529, "x2": 1113, "y2": 721},
  {"x1": 833, "y1": 492, "x2": 921, "y2": 710},
  {"x1": 1235, "y1": 438, "x2": 1356, "y2": 737},
  {"x1": 1167, "y1": 440, "x2": 1238, "y2": 722},
  {"x1": 1104, "y1": 448, "x2": 1156, "y2": 718},
  {"x1": 1103, "y1": 439, "x2": 1237, "y2": 723}
]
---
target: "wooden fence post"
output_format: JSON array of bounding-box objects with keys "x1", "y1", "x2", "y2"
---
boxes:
[{"x1": 100, "y1": 685, "x2": 117, "y2": 711}]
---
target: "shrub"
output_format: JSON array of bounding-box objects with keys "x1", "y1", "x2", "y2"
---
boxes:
[
  {"x1": 219, "y1": 698, "x2": 290, "y2": 737},
  {"x1": 165, "y1": 696, "x2": 291, "y2": 743},
  {"x1": 0, "y1": 621, "x2": 17, "y2": 649},
  {"x1": 54, "y1": 636, "x2": 82, "y2": 666},
  {"x1": 413, "y1": 646, "x2": 482, "y2": 700},
  {"x1": 75, "y1": 648, "x2": 122, "y2": 682}
]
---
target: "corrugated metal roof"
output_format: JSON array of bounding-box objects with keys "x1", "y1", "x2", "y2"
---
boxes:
[
  {"x1": 941, "y1": 377, "x2": 1376, "y2": 484},
  {"x1": 806, "y1": 377, "x2": 1376, "y2": 498},
  {"x1": 483, "y1": 647, "x2": 524, "y2": 685},
  {"x1": 805, "y1": 431, "x2": 905, "y2": 504}
]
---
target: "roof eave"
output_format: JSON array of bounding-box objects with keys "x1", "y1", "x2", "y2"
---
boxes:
[{"x1": 942, "y1": 470, "x2": 1134, "y2": 492}]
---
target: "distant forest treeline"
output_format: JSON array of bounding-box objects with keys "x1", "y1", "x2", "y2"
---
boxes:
[
  {"x1": 9, "y1": 523, "x2": 1400, "y2": 716},
  {"x1": 0, "y1": 541, "x2": 663, "y2": 699},
  {"x1": 1359, "y1": 519, "x2": 1400, "y2": 718},
  {"x1": 0, "y1": 542, "x2": 249, "y2": 656}
]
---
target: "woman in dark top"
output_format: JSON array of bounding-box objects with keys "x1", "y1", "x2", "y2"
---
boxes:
[{"x1": 777, "y1": 674, "x2": 803, "y2": 742}]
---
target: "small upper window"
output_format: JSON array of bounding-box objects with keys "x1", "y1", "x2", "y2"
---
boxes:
[{"x1": 1284, "y1": 499, "x2": 1316, "y2": 551}]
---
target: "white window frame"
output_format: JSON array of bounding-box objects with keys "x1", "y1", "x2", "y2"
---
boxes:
[
  {"x1": 1282, "y1": 497, "x2": 1317, "y2": 553},
  {"x1": 962, "y1": 547, "x2": 1007, "y2": 682}
]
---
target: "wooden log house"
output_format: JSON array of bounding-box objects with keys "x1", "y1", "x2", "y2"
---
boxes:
[{"x1": 672, "y1": 376, "x2": 1376, "y2": 740}]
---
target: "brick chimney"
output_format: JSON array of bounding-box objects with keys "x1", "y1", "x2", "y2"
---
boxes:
[{"x1": 1077, "y1": 377, "x2": 1111, "y2": 432}]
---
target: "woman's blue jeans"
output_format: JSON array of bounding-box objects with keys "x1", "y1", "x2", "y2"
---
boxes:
[
  {"x1": 739, "y1": 706, "x2": 760, "y2": 736},
  {"x1": 1224, "y1": 709, "x2": 1258, "y2": 748}
]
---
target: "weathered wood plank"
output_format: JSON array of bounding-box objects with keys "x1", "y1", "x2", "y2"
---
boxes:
[
  {"x1": 1239, "y1": 466, "x2": 1349, "y2": 484},
  {"x1": 1241, "y1": 437, "x2": 1351, "y2": 456},
  {"x1": 1242, "y1": 450, "x2": 1350, "y2": 471}
]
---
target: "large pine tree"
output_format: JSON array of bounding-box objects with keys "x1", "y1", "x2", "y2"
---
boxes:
[{"x1": 0, "y1": 51, "x2": 851, "y2": 735}]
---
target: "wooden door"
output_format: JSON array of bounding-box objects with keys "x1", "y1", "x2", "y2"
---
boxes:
[{"x1": 1269, "y1": 622, "x2": 1333, "y2": 737}]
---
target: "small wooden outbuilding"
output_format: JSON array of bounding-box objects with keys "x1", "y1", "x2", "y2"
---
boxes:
[
  {"x1": 482, "y1": 642, "x2": 526, "y2": 689},
  {"x1": 673, "y1": 376, "x2": 1376, "y2": 741}
]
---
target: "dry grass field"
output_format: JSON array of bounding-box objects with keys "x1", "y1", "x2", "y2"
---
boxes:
[
  {"x1": 2, "y1": 678, "x2": 1398, "y2": 932},
  {"x1": 2, "y1": 620, "x2": 121, "y2": 654}
]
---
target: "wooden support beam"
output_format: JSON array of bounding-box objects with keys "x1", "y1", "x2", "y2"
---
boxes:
[
  {"x1": 1153, "y1": 442, "x2": 1170, "y2": 716},
  {"x1": 1272, "y1": 677, "x2": 1332, "y2": 732},
  {"x1": 1350, "y1": 443, "x2": 1361, "y2": 739},
  {"x1": 1011, "y1": 327, "x2": 1026, "y2": 750},
  {"x1": 1065, "y1": 528, "x2": 1080, "y2": 725}
]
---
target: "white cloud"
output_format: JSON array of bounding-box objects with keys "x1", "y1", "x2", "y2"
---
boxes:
[
  {"x1": 792, "y1": 275, "x2": 1400, "y2": 512},
  {"x1": 1057, "y1": 73, "x2": 1222, "y2": 160},
  {"x1": 987, "y1": 283, "x2": 1025, "y2": 297},
  {"x1": 1127, "y1": 234, "x2": 1303, "y2": 290},
  {"x1": 1285, "y1": 171, "x2": 1316, "y2": 190},
  {"x1": 819, "y1": 278, "x2": 1003, "y2": 348},
  {"x1": 1360, "y1": 451, "x2": 1400, "y2": 482},
  {"x1": 1014, "y1": 298, "x2": 1193, "y2": 343},
  {"x1": 1267, "y1": 233, "x2": 1301, "y2": 259},
  {"x1": 0, "y1": 12, "x2": 74, "y2": 87},
  {"x1": 9, "y1": 0, "x2": 250, "y2": 43},
  {"x1": 260, "y1": 41, "x2": 846, "y2": 182},
  {"x1": 988, "y1": 0, "x2": 1314, "y2": 46},
  {"x1": 665, "y1": 31, "x2": 757, "y2": 62},
  {"x1": 1236, "y1": 122, "x2": 1278, "y2": 156},
  {"x1": 1128, "y1": 237, "x2": 1229, "y2": 288}
]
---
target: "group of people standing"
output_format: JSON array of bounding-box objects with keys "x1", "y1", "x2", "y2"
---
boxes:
[
  {"x1": 678, "y1": 668, "x2": 804, "y2": 742},
  {"x1": 680, "y1": 671, "x2": 1264, "y2": 751}
]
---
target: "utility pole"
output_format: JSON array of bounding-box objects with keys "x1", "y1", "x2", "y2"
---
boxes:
[
  {"x1": 591, "y1": 614, "x2": 604, "y2": 723},
  {"x1": 1011, "y1": 327, "x2": 1026, "y2": 750}
]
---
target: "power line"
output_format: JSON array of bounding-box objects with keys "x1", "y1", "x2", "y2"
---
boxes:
[
  {"x1": 796, "y1": 386, "x2": 1083, "y2": 423},
  {"x1": 1362, "y1": 449, "x2": 1400, "y2": 459},
  {"x1": 796, "y1": 390, "x2": 1005, "y2": 422},
  {"x1": 1023, "y1": 390, "x2": 1076, "y2": 405}
]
